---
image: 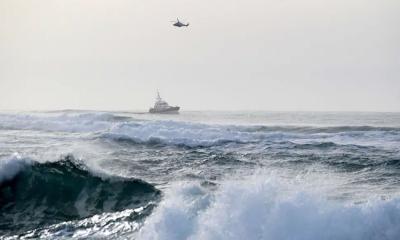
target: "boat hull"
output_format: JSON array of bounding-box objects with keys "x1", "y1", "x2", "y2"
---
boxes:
[{"x1": 149, "y1": 106, "x2": 180, "y2": 114}]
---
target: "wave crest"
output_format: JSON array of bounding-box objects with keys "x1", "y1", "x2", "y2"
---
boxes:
[
  {"x1": 138, "y1": 178, "x2": 400, "y2": 240},
  {"x1": 0, "y1": 153, "x2": 32, "y2": 183},
  {"x1": 0, "y1": 154, "x2": 160, "y2": 235},
  {"x1": 0, "y1": 112, "x2": 130, "y2": 132},
  {"x1": 104, "y1": 121, "x2": 260, "y2": 148}
]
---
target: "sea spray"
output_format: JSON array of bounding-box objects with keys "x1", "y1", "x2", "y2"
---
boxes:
[
  {"x1": 0, "y1": 153, "x2": 31, "y2": 183},
  {"x1": 138, "y1": 176, "x2": 400, "y2": 240}
]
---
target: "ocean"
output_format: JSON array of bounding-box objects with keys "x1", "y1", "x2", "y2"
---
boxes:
[{"x1": 0, "y1": 111, "x2": 400, "y2": 239}]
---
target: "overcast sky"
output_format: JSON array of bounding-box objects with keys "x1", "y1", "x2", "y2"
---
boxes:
[{"x1": 1, "y1": 0, "x2": 399, "y2": 111}]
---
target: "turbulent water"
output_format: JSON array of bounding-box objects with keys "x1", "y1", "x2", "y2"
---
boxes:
[{"x1": 0, "y1": 111, "x2": 400, "y2": 239}]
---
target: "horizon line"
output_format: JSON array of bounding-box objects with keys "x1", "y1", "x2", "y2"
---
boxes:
[{"x1": 0, "y1": 108, "x2": 399, "y2": 114}]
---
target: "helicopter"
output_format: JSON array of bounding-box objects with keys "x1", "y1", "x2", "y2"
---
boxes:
[{"x1": 171, "y1": 18, "x2": 189, "y2": 27}]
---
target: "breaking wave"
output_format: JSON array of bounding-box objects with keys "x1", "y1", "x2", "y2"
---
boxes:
[
  {"x1": 0, "y1": 112, "x2": 399, "y2": 149},
  {"x1": 0, "y1": 112, "x2": 131, "y2": 132},
  {"x1": 104, "y1": 121, "x2": 400, "y2": 149},
  {"x1": 0, "y1": 154, "x2": 160, "y2": 235},
  {"x1": 137, "y1": 177, "x2": 400, "y2": 240},
  {"x1": 103, "y1": 121, "x2": 261, "y2": 148}
]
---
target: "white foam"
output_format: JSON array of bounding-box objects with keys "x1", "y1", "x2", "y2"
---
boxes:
[
  {"x1": 0, "y1": 112, "x2": 117, "y2": 133},
  {"x1": 138, "y1": 176, "x2": 400, "y2": 240},
  {"x1": 107, "y1": 121, "x2": 262, "y2": 147},
  {"x1": 0, "y1": 153, "x2": 32, "y2": 183},
  {"x1": 0, "y1": 112, "x2": 398, "y2": 149},
  {"x1": 105, "y1": 120, "x2": 400, "y2": 150}
]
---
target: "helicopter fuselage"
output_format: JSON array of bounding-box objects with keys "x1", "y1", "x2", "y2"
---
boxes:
[{"x1": 173, "y1": 22, "x2": 189, "y2": 27}]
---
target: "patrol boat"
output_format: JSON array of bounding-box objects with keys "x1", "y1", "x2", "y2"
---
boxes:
[{"x1": 149, "y1": 92, "x2": 180, "y2": 114}]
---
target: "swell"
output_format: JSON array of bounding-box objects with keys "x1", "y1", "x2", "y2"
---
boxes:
[
  {"x1": 273, "y1": 141, "x2": 400, "y2": 172},
  {"x1": 0, "y1": 155, "x2": 160, "y2": 234},
  {"x1": 1, "y1": 112, "x2": 399, "y2": 150},
  {"x1": 102, "y1": 120, "x2": 400, "y2": 148},
  {"x1": 240, "y1": 125, "x2": 400, "y2": 133},
  {"x1": 101, "y1": 133, "x2": 252, "y2": 148}
]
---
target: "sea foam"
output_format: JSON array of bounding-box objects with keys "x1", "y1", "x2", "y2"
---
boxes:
[
  {"x1": 138, "y1": 176, "x2": 400, "y2": 240},
  {"x1": 0, "y1": 112, "x2": 119, "y2": 132},
  {"x1": 106, "y1": 120, "x2": 400, "y2": 150},
  {"x1": 0, "y1": 112, "x2": 399, "y2": 149},
  {"x1": 106, "y1": 120, "x2": 262, "y2": 147}
]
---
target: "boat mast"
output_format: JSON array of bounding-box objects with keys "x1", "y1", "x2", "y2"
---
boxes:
[{"x1": 156, "y1": 91, "x2": 162, "y2": 101}]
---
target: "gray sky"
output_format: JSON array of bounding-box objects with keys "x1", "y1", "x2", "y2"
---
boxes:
[{"x1": 1, "y1": 0, "x2": 399, "y2": 111}]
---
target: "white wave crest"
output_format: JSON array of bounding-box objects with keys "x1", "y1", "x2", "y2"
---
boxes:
[
  {"x1": 105, "y1": 120, "x2": 400, "y2": 149},
  {"x1": 0, "y1": 112, "x2": 119, "y2": 132},
  {"x1": 138, "y1": 177, "x2": 400, "y2": 240},
  {"x1": 0, "y1": 153, "x2": 32, "y2": 183},
  {"x1": 1, "y1": 112, "x2": 398, "y2": 149},
  {"x1": 106, "y1": 121, "x2": 263, "y2": 147}
]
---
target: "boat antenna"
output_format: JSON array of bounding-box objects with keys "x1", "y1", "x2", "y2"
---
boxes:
[{"x1": 156, "y1": 90, "x2": 161, "y2": 101}]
